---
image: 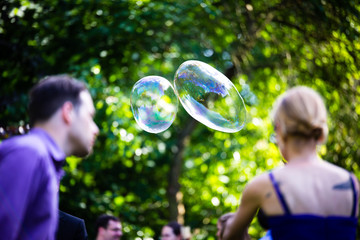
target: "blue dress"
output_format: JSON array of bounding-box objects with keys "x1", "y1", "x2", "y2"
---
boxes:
[{"x1": 261, "y1": 172, "x2": 358, "y2": 240}]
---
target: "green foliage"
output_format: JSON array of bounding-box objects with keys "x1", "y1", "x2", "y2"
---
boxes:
[{"x1": 1, "y1": 0, "x2": 360, "y2": 239}]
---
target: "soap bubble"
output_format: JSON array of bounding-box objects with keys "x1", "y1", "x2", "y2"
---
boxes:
[
  {"x1": 174, "y1": 60, "x2": 246, "y2": 133},
  {"x1": 130, "y1": 76, "x2": 178, "y2": 134}
]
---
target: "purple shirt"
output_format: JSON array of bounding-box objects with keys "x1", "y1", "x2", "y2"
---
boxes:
[{"x1": 0, "y1": 128, "x2": 65, "y2": 240}]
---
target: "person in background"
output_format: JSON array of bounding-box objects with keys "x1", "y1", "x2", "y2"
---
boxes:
[
  {"x1": 223, "y1": 86, "x2": 359, "y2": 240},
  {"x1": 0, "y1": 75, "x2": 99, "y2": 240},
  {"x1": 96, "y1": 214, "x2": 123, "y2": 240},
  {"x1": 216, "y1": 212, "x2": 235, "y2": 240},
  {"x1": 161, "y1": 221, "x2": 182, "y2": 240},
  {"x1": 56, "y1": 210, "x2": 88, "y2": 240}
]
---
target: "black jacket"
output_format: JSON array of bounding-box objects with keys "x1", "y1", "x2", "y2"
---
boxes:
[{"x1": 56, "y1": 210, "x2": 88, "y2": 240}]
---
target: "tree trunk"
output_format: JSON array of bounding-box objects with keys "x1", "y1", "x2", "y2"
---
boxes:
[{"x1": 167, "y1": 117, "x2": 197, "y2": 221}]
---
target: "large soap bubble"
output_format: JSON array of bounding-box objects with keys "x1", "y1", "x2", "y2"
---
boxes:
[
  {"x1": 131, "y1": 76, "x2": 178, "y2": 134},
  {"x1": 174, "y1": 60, "x2": 246, "y2": 133}
]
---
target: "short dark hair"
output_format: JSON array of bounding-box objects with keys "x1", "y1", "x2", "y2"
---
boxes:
[
  {"x1": 96, "y1": 214, "x2": 120, "y2": 235},
  {"x1": 166, "y1": 221, "x2": 181, "y2": 237},
  {"x1": 28, "y1": 74, "x2": 87, "y2": 126}
]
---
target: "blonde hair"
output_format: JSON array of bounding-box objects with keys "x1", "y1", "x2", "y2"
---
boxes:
[{"x1": 271, "y1": 86, "x2": 328, "y2": 144}]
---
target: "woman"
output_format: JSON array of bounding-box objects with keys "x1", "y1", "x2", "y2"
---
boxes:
[{"x1": 223, "y1": 86, "x2": 359, "y2": 240}]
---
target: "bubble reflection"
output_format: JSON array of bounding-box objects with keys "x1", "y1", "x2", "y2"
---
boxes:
[{"x1": 174, "y1": 60, "x2": 246, "y2": 132}]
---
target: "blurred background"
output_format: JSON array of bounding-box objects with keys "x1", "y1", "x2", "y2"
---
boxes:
[{"x1": 1, "y1": 0, "x2": 359, "y2": 239}]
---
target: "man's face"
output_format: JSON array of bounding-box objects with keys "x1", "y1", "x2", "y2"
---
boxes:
[
  {"x1": 161, "y1": 226, "x2": 180, "y2": 240},
  {"x1": 69, "y1": 90, "x2": 99, "y2": 157},
  {"x1": 101, "y1": 220, "x2": 123, "y2": 240}
]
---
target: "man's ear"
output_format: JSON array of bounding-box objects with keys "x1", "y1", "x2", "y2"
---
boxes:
[
  {"x1": 61, "y1": 101, "x2": 74, "y2": 125},
  {"x1": 98, "y1": 227, "x2": 105, "y2": 236}
]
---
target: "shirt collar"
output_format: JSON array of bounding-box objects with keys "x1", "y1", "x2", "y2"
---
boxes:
[{"x1": 29, "y1": 128, "x2": 66, "y2": 163}]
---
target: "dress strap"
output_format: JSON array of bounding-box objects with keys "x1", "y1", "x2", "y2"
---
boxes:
[
  {"x1": 269, "y1": 172, "x2": 291, "y2": 215},
  {"x1": 349, "y1": 174, "x2": 358, "y2": 218}
]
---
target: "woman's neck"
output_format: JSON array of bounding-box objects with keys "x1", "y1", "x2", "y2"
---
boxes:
[
  {"x1": 284, "y1": 139, "x2": 320, "y2": 165},
  {"x1": 286, "y1": 151, "x2": 320, "y2": 165}
]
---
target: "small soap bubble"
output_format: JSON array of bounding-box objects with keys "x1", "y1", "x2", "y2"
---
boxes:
[
  {"x1": 174, "y1": 60, "x2": 246, "y2": 133},
  {"x1": 130, "y1": 76, "x2": 178, "y2": 134}
]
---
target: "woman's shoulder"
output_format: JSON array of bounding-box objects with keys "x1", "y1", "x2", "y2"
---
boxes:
[
  {"x1": 321, "y1": 159, "x2": 347, "y2": 170},
  {"x1": 240, "y1": 173, "x2": 274, "y2": 209},
  {"x1": 318, "y1": 160, "x2": 355, "y2": 180},
  {"x1": 278, "y1": 159, "x2": 350, "y2": 178},
  {"x1": 247, "y1": 167, "x2": 286, "y2": 185},
  {"x1": 245, "y1": 170, "x2": 280, "y2": 194}
]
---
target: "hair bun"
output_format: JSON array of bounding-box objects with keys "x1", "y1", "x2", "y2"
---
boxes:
[{"x1": 311, "y1": 128, "x2": 322, "y2": 140}]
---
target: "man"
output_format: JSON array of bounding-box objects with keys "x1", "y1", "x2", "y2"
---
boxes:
[
  {"x1": 0, "y1": 75, "x2": 99, "y2": 239},
  {"x1": 96, "y1": 214, "x2": 123, "y2": 240},
  {"x1": 57, "y1": 210, "x2": 88, "y2": 240}
]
